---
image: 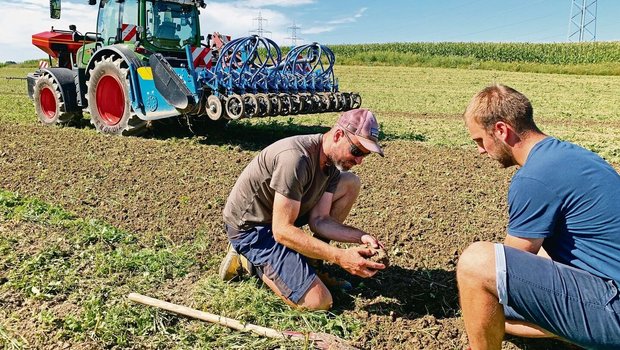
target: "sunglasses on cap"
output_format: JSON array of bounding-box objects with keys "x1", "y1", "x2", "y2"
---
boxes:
[{"x1": 342, "y1": 129, "x2": 371, "y2": 157}]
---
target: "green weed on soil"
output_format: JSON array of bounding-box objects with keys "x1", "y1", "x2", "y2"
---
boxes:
[{"x1": 0, "y1": 190, "x2": 361, "y2": 349}]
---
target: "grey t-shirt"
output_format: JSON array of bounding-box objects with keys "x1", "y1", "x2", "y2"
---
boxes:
[{"x1": 223, "y1": 134, "x2": 341, "y2": 231}]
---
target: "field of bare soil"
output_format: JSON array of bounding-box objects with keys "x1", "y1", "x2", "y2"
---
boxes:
[
  {"x1": 3, "y1": 62, "x2": 619, "y2": 349},
  {"x1": 2, "y1": 118, "x2": 608, "y2": 349}
]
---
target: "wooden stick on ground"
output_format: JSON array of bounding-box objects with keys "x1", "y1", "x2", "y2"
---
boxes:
[{"x1": 128, "y1": 293, "x2": 358, "y2": 350}]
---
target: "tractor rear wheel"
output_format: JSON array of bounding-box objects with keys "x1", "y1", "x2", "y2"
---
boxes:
[
  {"x1": 33, "y1": 72, "x2": 79, "y2": 125},
  {"x1": 86, "y1": 56, "x2": 146, "y2": 136}
]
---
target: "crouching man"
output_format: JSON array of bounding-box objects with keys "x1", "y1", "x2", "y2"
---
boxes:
[
  {"x1": 219, "y1": 109, "x2": 387, "y2": 310},
  {"x1": 457, "y1": 84, "x2": 620, "y2": 349}
]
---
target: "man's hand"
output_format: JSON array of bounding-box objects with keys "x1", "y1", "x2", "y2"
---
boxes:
[
  {"x1": 336, "y1": 245, "x2": 386, "y2": 278},
  {"x1": 361, "y1": 234, "x2": 384, "y2": 249}
]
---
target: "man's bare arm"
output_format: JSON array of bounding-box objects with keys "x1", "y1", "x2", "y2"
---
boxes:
[
  {"x1": 272, "y1": 192, "x2": 338, "y2": 261},
  {"x1": 504, "y1": 234, "x2": 545, "y2": 255},
  {"x1": 272, "y1": 192, "x2": 384, "y2": 277},
  {"x1": 307, "y1": 192, "x2": 383, "y2": 248}
]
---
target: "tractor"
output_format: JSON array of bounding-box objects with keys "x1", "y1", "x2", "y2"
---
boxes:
[{"x1": 26, "y1": 0, "x2": 362, "y2": 136}]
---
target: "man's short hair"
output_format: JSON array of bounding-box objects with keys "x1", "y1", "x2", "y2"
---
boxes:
[{"x1": 463, "y1": 84, "x2": 538, "y2": 135}]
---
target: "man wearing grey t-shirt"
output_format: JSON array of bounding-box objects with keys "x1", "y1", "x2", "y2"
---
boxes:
[{"x1": 219, "y1": 109, "x2": 386, "y2": 310}]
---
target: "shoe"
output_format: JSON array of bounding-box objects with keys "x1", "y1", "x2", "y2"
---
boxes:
[
  {"x1": 308, "y1": 258, "x2": 353, "y2": 291},
  {"x1": 219, "y1": 244, "x2": 254, "y2": 281}
]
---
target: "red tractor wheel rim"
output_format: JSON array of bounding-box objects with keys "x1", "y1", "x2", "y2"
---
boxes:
[
  {"x1": 40, "y1": 87, "x2": 57, "y2": 120},
  {"x1": 96, "y1": 75, "x2": 125, "y2": 126}
]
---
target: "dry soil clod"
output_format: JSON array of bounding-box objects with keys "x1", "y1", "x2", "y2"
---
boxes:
[{"x1": 366, "y1": 245, "x2": 390, "y2": 267}]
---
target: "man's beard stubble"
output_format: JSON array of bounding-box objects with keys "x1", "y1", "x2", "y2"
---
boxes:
[{"x1": 492, "y1": 137, "x2": 517, "y2": 168}]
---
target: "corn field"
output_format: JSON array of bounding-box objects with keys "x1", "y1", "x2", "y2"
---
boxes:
[{"x1": 329, "y1": 42, "x2": 620, "y2": 65}]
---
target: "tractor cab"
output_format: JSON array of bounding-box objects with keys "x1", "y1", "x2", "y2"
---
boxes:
[
  {"x1": 34, "y1": 0, "x2": 204, "y2": 67},
  {"x1": 96, "y1": 0, "x2": 201, "y2": 49},
  {"x1": 146, "y1": 1, "x2": 200, "y2": 50}
]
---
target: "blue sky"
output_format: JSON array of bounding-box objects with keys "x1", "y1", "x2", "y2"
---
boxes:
[{"x1": 1, "y1": 0, "x2": 619, "y2": 62}]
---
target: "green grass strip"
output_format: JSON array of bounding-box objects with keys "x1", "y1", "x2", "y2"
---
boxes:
[{"x1": 0, "y1": 190, "x2": 361, "y2": 348}]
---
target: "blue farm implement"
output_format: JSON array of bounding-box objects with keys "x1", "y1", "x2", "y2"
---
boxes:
[{"x1": 26, "y1": 0, "x2": 362, "y2": 136}]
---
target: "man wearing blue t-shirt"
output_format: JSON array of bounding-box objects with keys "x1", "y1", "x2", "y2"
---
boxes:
[{"x1": 457, "y1": 84, "x2": 620, "y2": 349}]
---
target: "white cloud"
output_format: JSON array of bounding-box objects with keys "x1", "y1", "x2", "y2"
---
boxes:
[
  {"x1": 200, "y1": 2, "x2": 291, "y2": 44},
  {"x1": 0, "y1": 0, "x2": 96, "y2": 62},
  {"x1": 300, "y1": 7, "x2": 367, "y2": 36},
  {"x1": 327, "y1": 7, "x2": 367, "y2": 25}
]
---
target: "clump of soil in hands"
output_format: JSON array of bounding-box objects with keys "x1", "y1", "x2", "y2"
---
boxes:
[{"x1": 366, "y1": 245, "x2": 390, "y2": 268}]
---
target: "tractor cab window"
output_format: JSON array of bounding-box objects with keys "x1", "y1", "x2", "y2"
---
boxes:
[
  {"x1": 145, "y1": 1, "x2": 199, "y2": 49},
  {"x1": 97, "y1": 0, "x2": 121, "y2": 45},
  {"x1": 97, "y1": 0, "x2": 138, "y2": 45},
  {"x1": 121, "y1": 0, "x2": 138, "y2": 32}
]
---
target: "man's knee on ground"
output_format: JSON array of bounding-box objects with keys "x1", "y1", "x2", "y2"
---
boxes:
[
  {"x1": 457, "y1": 241, "x2": 497, "y2": 287},
  {"x1": 297, "y1": 278, "x2": 333, "y2": 311}
]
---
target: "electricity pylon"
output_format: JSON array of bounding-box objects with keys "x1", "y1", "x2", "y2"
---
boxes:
[
  {"x1": 567, "y1": 0, "x2": 597, "y2": 42},
  {"x1": 250, "y1": 11, "x2": 272, "y2": 37},
  {"x1": 286, "y1": 21, "x2": 303, "y2": 46}
]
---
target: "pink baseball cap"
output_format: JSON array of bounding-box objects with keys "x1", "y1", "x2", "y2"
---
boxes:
[{"x1": 337, "y1": 108, "x2": 384, "y2": 157}]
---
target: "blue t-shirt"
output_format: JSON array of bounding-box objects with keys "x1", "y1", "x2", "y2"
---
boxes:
[{"x1": 508, "y1": 137, "x2": 620, "y2": 284}]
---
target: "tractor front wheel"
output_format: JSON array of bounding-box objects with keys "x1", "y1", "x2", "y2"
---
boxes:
[{"x1": 86, "y1": 56, "x2": 146, "y2": 136}]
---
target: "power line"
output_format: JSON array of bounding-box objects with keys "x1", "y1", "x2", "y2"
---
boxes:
[{"x1": 567, "y1": 0, "x2": 597, "y2": 42}]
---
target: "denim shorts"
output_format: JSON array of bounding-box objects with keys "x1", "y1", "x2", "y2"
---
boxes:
[
  {"x1": 226, "y1": 224, "x2": 317, "y2": 304},
  {"x1": 495, "y1": 243, "x2": 620, "y2": 349}
]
